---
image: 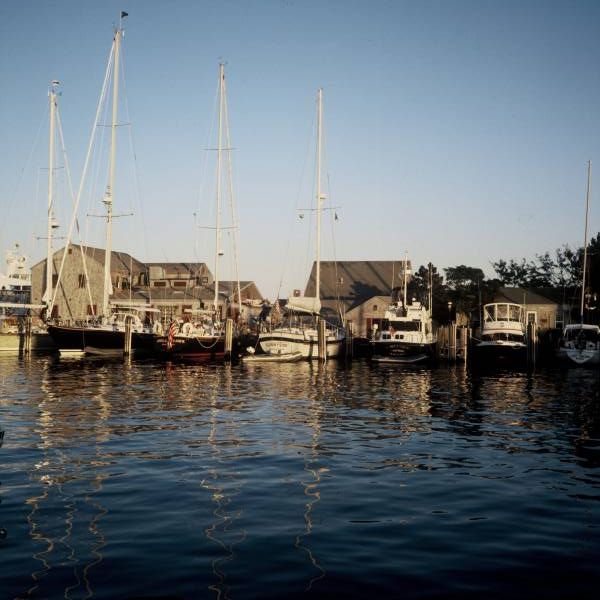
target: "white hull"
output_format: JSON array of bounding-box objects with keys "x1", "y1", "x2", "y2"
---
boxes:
[
  {"x1": 0, "y1": 332, "x2": 56, "y2": 354},
  {"x1": 557, "y1": 346, "x2": 600, "y2": 366},
  {"x1": 259, "y1": 328, "x2": 343, "y2": 359}
]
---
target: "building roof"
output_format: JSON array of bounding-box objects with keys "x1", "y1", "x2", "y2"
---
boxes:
[
  {"x1": 217, "y1": 280, "x2": 264, "y2": 299},
  {"x1": 32, "y1": 245, "x2": 147, "y2": 274},
  {"x1": 304, "y1": 260, "x2": 411, "y2": 311},
  {"x1": 146, "y1": 262, "x2": 211, "y2": 279},
  {"x1": 496, "y1": 287, "x2": 559, "y2": 306}
]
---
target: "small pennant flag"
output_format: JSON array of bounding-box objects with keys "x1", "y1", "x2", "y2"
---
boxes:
[{"x1": 121, "y1": 11, "x2": 129, "y2": 18}]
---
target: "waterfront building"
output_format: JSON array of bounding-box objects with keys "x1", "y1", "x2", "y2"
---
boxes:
[{"x1": 31, "y1": 246, "x2": 263, "y2": 323}]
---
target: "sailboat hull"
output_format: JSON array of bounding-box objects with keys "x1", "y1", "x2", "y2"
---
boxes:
[
  {"x1": 47, "y1": 324, "x2": 157, "y2": 356},
  {"x1": 259, "y1": 330, "x2": 343, "y2": 359},
  {"x1": 156, "y1": 334, "x2": 235, "y2": 362}
]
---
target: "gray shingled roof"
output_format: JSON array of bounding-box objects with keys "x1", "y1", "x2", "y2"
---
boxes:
[
  {"x1": 304, "y1": 260, "x2": 411, "y2": 311},
  {"x1": 496, "y1": 287, "x2": 558, "y2": 305}
]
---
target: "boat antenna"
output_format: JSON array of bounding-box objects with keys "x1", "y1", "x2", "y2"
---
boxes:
[{"x1": 581, "y1": 160, "x2": 591, "y2": 324}]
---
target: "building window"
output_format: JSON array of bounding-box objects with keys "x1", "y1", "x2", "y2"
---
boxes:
[
  {"x1": 153, "y1": 281, "x2": 166, "y2": 287},
  {"x1": 52, "y1": 274, "x2": 58, "y2": 287},
  {"x1": 373, "y1": 305, "x2": 378, "y2": 311},
  {"x1": 87, "y1": 304, "x2": 98, "y2": 316},
  {"x1": 51, "y1": 305, "x2": 59, "y2": 318},
  {"x1": 78, "y1": 274, "x2": 87, "y2": 288},
  {"x1": 173, "y1": 281, "x2": 187, "y2": 288},
  {"x1": 68, "y1": 247, "x2": 73, "y2": 255}
]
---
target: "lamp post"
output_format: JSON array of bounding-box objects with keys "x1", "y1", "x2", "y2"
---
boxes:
[{"x1": 447, "y1": 301, "x2": 453, "y2": 324}]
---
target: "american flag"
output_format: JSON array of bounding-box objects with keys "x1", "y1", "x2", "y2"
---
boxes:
[{"x1": 167, "y1": 321, "x2": 178, "y2": 350}]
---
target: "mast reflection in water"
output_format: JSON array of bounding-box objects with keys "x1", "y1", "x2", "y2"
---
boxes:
[{"x1": 0, "y1": 356, "x2": 599, "y2": 599}]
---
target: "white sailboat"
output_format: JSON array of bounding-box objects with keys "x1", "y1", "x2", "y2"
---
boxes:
[
  {"x1": 257, "y1": 89, "x2": 345, "y2": 360},
  {"x1": 47, "y1": 14, "x2": 161, "y2": 356},
  {"x1": 557, "y1": 161, "x2": 600, "y2": 366}
]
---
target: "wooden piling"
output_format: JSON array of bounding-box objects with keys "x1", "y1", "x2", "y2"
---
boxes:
[
  {"x1": 24, "y1": 316, "x2": 32, "y2": 355},
  {"x1": 318, "y1": 319, "x2": 326, "y2": 362},
  {"x1": 527, "y1": 322, "x2": 537, "y2": 366},
  {"x1": 123, "y1": 318, "x2": 132, "y2": 357},
  {"x1": 345, "y1": 322, "x2": 353, "y2": 360},
  {"x1": 225, "y1": 318, "x2": 234, "y2": 359}
]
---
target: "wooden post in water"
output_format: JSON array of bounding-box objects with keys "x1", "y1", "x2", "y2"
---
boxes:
[
  {"x1": 461, "y1": 327, "x2": 469, "y2": 363},
  {"x1": 345, "y1": 322, "x2": 353, "y2": 360},
  {"x1": 318, "y1": 319, "x2": 326, "y2": 362},
  {"x1": 124, "y1": 318, "x2": 132, "y2": 357},
  {"x1": 448, "y1": 323, "x2": 456, "y2": 361},
  {"x1": 24, "y1": 316, "x2": 32, "y2": 355},
  {"x1": 527, "y1": 321, "x2": 537, "y2": 366},
  {"x1": 225, "y1": 318, "x2": 234, "y2": 359}
]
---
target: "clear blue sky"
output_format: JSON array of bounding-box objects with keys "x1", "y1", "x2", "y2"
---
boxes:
[{"x1": 2, "y1": 0, "x2": 600, "y2": 298}]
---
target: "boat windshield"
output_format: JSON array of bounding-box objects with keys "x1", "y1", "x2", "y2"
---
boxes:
[
  {"x1": 482, "y1": 333, "x2": 524, "y2": 342},
  {"x1": 384, "y1": 320, "x2": 421, "y2": 332},
  {"x1": 564, "y1": 327, "x2": 599, "y2": 343}
]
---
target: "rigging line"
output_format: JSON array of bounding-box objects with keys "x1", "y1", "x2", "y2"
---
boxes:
[
  {"x1": 222, "y1": 72, "x2": 242, "y2": 313},
  {"x1": 0, "y1": 103, "x2": 48, "y2": 252},
  {"x1": 56, "y1": 106, "x2": 95, "y2": 312},
  {"x1": 276, "y1": 105, "x2": 316, "y2": 300},
  {"x1": 326, "y1": 172, "x2": 343, "y2": 322},
  {"x1": 85, "y1": 57, "x2": 113, "y2": 250},
  {"x1": 194, "y1": 72, "x2": 220, "y2": 264},
  {"x1": 52, "y1": 40, "x2": 115, "y2": 312},
  {"x1": 120, "y1": 45, "x2": 152, "y2": 304}
]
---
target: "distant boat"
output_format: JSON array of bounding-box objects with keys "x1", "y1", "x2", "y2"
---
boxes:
[
  {"x1": 472, "y1": 302, "x2": 527, "y2": 363},
  {"x1": 0, "y1": 245, "x2": 54, "y2": 354},
  {"x1": 557, "y1": 161, "x2": 600, "y2": 367},
  {"x1": 46, "y1": 15, "x2": 160, "y2": 356},
  {"x1": 257, "y1": 89, "x2": 345, "y2": 360},
  {"x1": 156, "y1": 64, "x2": 240, "y2": 361},
  {"x1": 370, "y1": 258, "x2": 436, "y2": 364}
]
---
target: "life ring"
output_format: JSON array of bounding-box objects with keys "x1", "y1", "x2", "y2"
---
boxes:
[{"x1": 182, "y1": 322, "x2": 193, "y2": 336}]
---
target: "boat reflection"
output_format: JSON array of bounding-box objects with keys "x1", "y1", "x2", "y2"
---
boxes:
[{"x1": 197, "y1": 365, "x2": 247, "y2": 600}]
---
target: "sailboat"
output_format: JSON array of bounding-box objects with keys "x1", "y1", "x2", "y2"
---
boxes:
[
  {"x1": 0, "y1": 81, "x2": 63, "y2": 355},
  {"x1": 557, "y1": 161, "x2": 600, "y2": 366},
  {"x1": 370, "y1": 257, "x2": 437, "y2": 363},
  {"x1": 257, "y1": 89, "x2": 345, "y2": 360},
  {"x1": 46, "y1": 14, "x2": 161, "y2": 356},
  {"x1": 157, "y1": 63, "x2": 239, "y2": 361}
]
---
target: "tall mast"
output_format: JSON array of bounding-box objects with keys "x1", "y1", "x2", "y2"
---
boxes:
[
  {"x1": 102, "y1": 21, "x2": 123, "y2": 318},
  {"x1": 45, "y1": 80, "x2": 59, "y2": 312},
  {"x1": 315, "y1": 88, "x2": 323, "y2": 304},
  {"x1": 214, "y1": 63, "x2": 225, "y2": 315},
  {"x1": 581, "y1": 160, "x2": 591, "y2": 323}
]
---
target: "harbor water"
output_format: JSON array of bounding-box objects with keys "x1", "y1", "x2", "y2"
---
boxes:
[{"x1": 0, "y1": 356, "x2": 599, "y2": 599}]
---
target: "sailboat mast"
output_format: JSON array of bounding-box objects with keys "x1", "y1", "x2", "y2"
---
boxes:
[
  {"x1": 45, "y1": 81, "x2": 59, "y2": 312},
  {"x1": 214, "y1": 63, "x2": 225, "y2": 315},
  {"x1": 581, "y1": 160, "x2": 591, "y2": 323},
  {"x1": 315, "y1": 88, "x2": 323, "y2": 304},
  {"x1": 102, "y1": 23, "x2": 122, "y2": 318}
]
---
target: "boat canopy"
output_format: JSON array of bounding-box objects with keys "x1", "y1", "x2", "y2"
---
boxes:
[
  {"x1": 285, "y1": 296, "x2": 321, "y2": 315},
  {"x1": 484, "y1": 303, "x2": 524, "y2": 323}
]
